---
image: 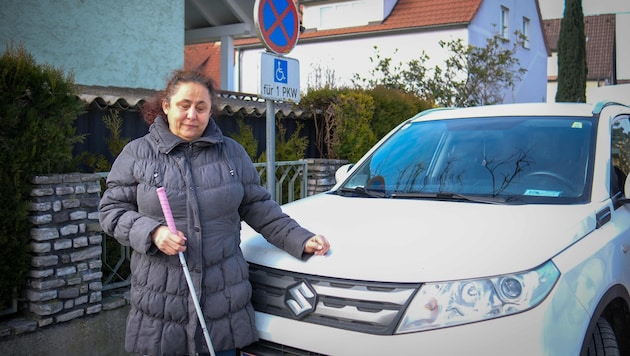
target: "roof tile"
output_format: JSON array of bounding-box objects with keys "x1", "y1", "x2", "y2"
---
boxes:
[{"x1": 291, "y1": 0, "x2": 482, "y2": 39}]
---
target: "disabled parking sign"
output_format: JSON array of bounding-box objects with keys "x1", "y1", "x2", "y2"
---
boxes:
[
  {"x1": 274, "y1": 58, "x2": 288, "y2": 84},
  {"x1": 260, "y1": 52, "x2": 300, "y2": 103}
]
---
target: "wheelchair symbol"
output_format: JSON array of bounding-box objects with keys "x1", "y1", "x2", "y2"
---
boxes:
[{"x1": 274, "y1": 58, "x2": 288, "y2": 84}]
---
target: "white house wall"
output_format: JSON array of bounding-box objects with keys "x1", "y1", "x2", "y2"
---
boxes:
[
  {"x1": 589, "y1": 84, "x2": 630, "y2": 105},
  {"x1": 547, "y1": 80, "x2": 558, "y2": 103},
  {"x1": 238, "y1": 28, "x2": 468, "y2": 96},
  {"x1": 302, "y1": 0, "x2": 394, "y2": 30},
  {"x1": 0, "y1": 0, "x2": 184, "y2": 90},
  {"x1": 617, "y1": 14, "x2": 630, "y2": 81}
]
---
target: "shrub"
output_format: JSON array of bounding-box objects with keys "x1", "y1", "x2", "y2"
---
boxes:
[
  {"x1": 0, "y1": 43, "x2": 85, "y2": 309},
  {"x1": 301, "y1": 87, "x2": 430, "y2": 163},
  {"x1": 299, "y1": 88, "x2": 340, "y2": 158},
  {"x1": 257, "y1": 118, "x2": 308, "y2": 162},
  {"x1": 332, "y1": 91, "x2": 376, "y2": 163},
  {"x1": 228, "y1": 118, "x2": 259, "y2": 162},
  {"x1": 368, "y1": 86, "x2": 432, "y2": 140},
  {"x1": 79, "y1": 109, "x2": 129, "y2": 174}
]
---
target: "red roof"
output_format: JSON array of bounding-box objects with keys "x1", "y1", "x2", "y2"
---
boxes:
[
  {"x1": 543, "y1": 14, "x2": 616, "y2": 82},
  {"x1": 389, "y1": 0, "x2": 482, "y2": 26},
  {"x1": 185, "y1": 0, "x2": 483, "y2": 87},
  {"x1": 299, "y1": 0, "x2": 482, "y2": 39},
  {"x1": 185, "y1": 42, "x2": 222, "y2": 84}
]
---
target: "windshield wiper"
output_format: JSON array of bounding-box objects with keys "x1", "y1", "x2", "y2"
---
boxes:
[
  {"x1": 337, "y1": 186, "x2": 388, "y2": 198},
  {"x1": 390, "y1": 191, "x2": 506, "y2": 204}
]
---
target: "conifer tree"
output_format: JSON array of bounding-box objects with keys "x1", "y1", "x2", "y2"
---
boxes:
[{"x1": 555, "y1": 0, "x2": 587, "y2": 102}]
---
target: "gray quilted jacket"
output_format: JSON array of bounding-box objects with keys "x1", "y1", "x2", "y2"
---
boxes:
[{"x1": 99, "y1": 117, "x2": 314, "y2": 355}]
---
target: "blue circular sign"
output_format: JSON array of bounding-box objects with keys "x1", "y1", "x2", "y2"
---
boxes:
[{"x1": 254, "y1": 0, "x2": 299, "y2": 54}]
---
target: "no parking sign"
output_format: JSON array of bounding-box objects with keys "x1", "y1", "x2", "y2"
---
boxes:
[{"x1": 254, "y1": 0, "x2": 300, "y2": 54}]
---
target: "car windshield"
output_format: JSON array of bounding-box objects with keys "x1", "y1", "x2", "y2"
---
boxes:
[{"x1": 339, "y1": 115, "x2": 596, "y2": 204}]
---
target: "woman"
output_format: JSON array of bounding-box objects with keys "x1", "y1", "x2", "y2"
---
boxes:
[{"x1": 99, "y1": 69, "x2": 330, "y2": 356}]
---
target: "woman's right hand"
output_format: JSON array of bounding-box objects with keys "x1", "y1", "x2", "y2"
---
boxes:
[{"x1": 152, "y1": 226, "x2": 187, "y2": 255}]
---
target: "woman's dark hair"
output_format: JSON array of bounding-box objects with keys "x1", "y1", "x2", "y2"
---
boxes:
[{"x1": 141, "y1": 69, "x2": 219, "y2": 125}]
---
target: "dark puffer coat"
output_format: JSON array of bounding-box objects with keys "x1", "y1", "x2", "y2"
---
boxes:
[{"x1": 99, "y1": 118, "x2": 314, "y2": 355}]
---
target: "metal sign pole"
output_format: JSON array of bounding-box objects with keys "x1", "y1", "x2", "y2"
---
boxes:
[
  {"x1": 255, "y1": 0, "x2": 300, "y2": 202},
  {"x1": 266, "y1": 99, "x2": 276, "y2": 199}
]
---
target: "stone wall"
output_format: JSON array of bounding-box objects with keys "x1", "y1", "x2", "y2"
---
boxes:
[
  {"x1": 306, "y1": 158, "x2": 349, "y2": 196},
  {"x1": 0, "y1": 160, "x2": 346, "y2": 352},
  {"x1": 1, "y1": 173, "x2": 105, "y2": 338}
]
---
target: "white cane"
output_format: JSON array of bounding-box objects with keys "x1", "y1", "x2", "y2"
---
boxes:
[{"x1": 156, "y1": 187, "x2": 216, "y2": 356}]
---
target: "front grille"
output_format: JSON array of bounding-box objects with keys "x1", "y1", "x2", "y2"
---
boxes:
[
  {"x1": 240, "y1": 339, "x2": 327, "y2": 356},
  {"x1": 248, "y1": 263, "x2": 420, "y2": 335}
]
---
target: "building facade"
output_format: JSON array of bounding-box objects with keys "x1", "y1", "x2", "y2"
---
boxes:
[
  {"x1": 540, "y1": 0, "x2": 630, "y2": 102},
  {"x1": 0, "y1": 0, "x2": 184, "y2": 90},
  {"x1": 187, "y1": 0, "x2": 550, "y2": 104}
]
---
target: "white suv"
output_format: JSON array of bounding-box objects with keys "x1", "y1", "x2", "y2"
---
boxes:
[{"x1": 240, "y1": 102, "x2": 630, "y2": 355}]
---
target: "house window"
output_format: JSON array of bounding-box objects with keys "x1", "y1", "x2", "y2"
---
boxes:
[
  {"x1": 500, "y1": 6, "x2": 509, "y2": 38},
  {"x1": 522, "y1": 16, "x2": 530, "y2": 48}
]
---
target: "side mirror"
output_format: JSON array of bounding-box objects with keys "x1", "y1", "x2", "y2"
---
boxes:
[{"x1": 335, "y1": 163, "x2": 355, "y2": 184}]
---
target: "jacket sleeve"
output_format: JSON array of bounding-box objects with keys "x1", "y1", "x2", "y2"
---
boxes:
[
  {"x1": 98, "y1": 142, "x2": 162, "y2": 255},
  {"x1": 235, "y1": 146, "x2": 314, "y2": 259}
]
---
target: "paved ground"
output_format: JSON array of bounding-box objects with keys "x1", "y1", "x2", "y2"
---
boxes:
[{"x1": 0, "y1": 305, "x2": 131, "y2": 356}]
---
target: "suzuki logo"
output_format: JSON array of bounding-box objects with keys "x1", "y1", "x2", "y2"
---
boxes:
[{"x1": 284, "y1": 280, "x2": 318, "y2": 319}]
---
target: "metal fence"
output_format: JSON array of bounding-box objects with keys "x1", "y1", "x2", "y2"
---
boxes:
[
  {"x1": 254, "y1": 160, "x2": 309, "y2": 204},
  {"x1": 101, "y1": 160, "x2": 308, "y2": 291}
]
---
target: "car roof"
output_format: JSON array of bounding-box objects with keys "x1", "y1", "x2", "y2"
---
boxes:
[{"x1": 410, "y1": 102, "x2": 599, "y2": 122}]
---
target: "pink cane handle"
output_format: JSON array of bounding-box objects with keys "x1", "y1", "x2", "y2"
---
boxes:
[{"x1": 156, "y1": 187, "x2": 177, "y2": 233}]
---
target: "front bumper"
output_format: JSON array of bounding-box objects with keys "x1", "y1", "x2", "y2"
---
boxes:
[{"x1": 242, "y1": 275, "x2": 588, "y2": 356}]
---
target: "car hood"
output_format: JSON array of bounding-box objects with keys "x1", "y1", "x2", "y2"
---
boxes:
[{"x1": 240, "y1": 193, "x2": 599, "y2": 282}]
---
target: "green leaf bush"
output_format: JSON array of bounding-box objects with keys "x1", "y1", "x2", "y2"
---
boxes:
[
  {"x1": 0, "y1": 43, "x2": 85, "y2": 309},
  {"x1": 300, "y1": 87, "x2": 431, "y2": 162}
]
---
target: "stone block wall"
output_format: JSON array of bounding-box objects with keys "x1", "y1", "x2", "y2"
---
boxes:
[
  {"x1": 22, "y1": 173, "x2": 104, "y2": 330},
  {"x1": 0, "y1": 161, "x2": 347, "y2": 341},
  {"x1": 306, "y1": 158, "x2": 349, "y2": 195}
]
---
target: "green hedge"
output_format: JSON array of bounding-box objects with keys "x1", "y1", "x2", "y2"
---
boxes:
[
  {"x1": 0, "y1": 44, "x2": 85, "y2": 309},
  {"x1": 300, "y1": 87, "x2": 432, "y2": 162}
]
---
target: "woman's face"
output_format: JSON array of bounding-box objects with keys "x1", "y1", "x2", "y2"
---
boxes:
[{"x1": 162, "y1": 82, "x2": 211, "y2": 141}]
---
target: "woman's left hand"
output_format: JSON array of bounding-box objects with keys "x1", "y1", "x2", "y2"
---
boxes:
[{"x1": 304, "y1": 234, "x2": 330, "y2": 256}]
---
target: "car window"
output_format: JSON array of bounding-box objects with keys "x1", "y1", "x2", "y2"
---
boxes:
[
  {"x1": 611, "y1": 115, "x2": 630, "y2": 197},
  {"x1": 341, "y1": 116, "x2": 595, "y2": 204}
]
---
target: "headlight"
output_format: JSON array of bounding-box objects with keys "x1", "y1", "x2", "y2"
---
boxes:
[{"x1": 396, "y1": 260, "x2": 560, "y2": 333}]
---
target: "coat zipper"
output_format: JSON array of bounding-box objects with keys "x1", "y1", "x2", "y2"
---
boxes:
[{"x1": 219, "y1": 145, "x2": 235, "y2": 176}]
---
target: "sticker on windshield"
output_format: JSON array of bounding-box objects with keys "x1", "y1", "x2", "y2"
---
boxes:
[
  {"x1": 571, "y1": 121, "x2": 583, "y2": 129},
  {"x1": 524, "y1": 189, "x2": 562, "y2": 197}
]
